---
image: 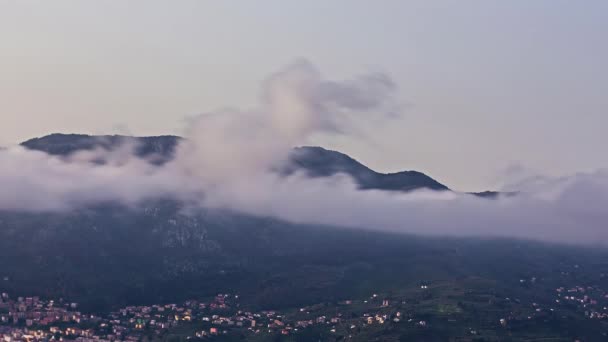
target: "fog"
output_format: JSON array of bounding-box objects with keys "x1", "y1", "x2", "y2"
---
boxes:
[{"x1": 2, "y1": 60, "x2": 607, "y2": 245}]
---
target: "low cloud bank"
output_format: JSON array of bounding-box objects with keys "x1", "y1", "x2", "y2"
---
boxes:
[{"x1": 2, "y1": 60, "x2": 607, "y2": 245}]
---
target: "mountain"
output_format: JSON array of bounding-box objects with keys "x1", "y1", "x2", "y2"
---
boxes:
[
  {"x1": 5, "y1": 134, "x2": 608, "y2": 341},
  {"x1": 20, "y1": 133, "x2": 449, "y2": 192}
]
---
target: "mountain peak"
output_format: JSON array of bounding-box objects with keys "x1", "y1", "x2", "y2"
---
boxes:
[{"x1": 288, "y1": 146, "x2": 450, "y2": 191}]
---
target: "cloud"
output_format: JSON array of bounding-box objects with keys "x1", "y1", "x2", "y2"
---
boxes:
[
  {"x1": 1, "y1": 60, "x2": 608, "y2": 245},
  {"x1": 174, "y1": 60, "x2": 397, "y2": 186},
  {"x1": 0, "y1": 144, "x2": 188, "y2": 211}
]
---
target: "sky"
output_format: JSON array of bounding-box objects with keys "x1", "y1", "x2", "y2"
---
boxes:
[{"x1": 1, "y1": 1, "x2": 607, "y2": 191}]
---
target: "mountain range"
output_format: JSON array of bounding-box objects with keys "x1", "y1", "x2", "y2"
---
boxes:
[{"x1": 0, "y1": 133, "x2": 532, "y2": 314}]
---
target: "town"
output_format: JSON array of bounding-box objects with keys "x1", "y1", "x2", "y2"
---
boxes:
[
  {"x1": 0, "y1": 291, "x2": 402, "y2": 341},
  {"x1": 3, "y1": 272, "x2": 608, "y2": 341}
]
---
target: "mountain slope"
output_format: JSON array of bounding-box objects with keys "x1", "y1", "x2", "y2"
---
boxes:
[{"x1": 2, "y1": 202, "x2": 606, "y2": 313}]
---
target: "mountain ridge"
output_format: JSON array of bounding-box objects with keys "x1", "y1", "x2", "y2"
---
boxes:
[{"x1": 20, "y1": 133, "x2": 451, "y2": 193}]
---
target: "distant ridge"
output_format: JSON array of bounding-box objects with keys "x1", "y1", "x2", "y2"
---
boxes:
[
  {"x1": 21, "y1": 133, "x2": 509, "y2": 194},
  {"x1": 21, "y1": 133, "x2": 181, "y2": 163}
]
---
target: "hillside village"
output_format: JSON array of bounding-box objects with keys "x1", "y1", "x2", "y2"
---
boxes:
[{"x1": 3, "y1": 268, "x2": 608, "y2": 341}]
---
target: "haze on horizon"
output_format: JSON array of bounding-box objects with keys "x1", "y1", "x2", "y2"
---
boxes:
[{"x1": 1, "y1": 0, "x2": 608, "y2": 191}]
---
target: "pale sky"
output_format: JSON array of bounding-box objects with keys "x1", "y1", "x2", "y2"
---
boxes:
[{"x1": 1, "y1": 1, "x2": 607, "y2": 191}]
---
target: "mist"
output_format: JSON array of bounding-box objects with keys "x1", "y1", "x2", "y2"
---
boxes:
[{"x1": 1, "y1": 60, "x2": 607, "y2": 245}]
